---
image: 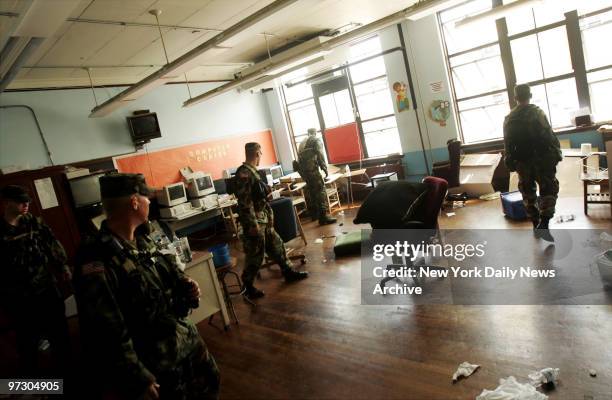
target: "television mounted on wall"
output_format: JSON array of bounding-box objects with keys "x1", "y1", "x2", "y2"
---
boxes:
[{"x1": 126, "y1": 112, "x2": 161, "y2": 144}]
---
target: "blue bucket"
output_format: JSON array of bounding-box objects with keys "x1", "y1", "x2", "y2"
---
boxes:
[{"x1": 208, "y1": 243, "x2": 230, "y2": 267}]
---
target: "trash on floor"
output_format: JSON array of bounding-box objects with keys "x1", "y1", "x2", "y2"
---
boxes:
[
  {"x1": 555, "y1": 214, "x2": 575, "y2": 223},
  {"x1": 339, "y1": 222, "x2": 344, "y2": 226},
  {"x1": 528, "y1": 367, "x2": 560, "y2": 388},
  {"x1": 452, "y1": 361, "x2": 480, "y2": 383},
  {"x1": 446, "y1": 212, "x2": 456, "y2": 217},
  {"x1": 314, "y1": 238, "x2": 324, "y2": 244},
  {"x1": 600, "y1": 232, "x2": 612, "y2": 241},
  {"x1": 338, "y1": 210, "x2": 345, "y2": 216},
  {"x1": 452, "y1": 201, "x2": 466, "y2": 208},
  {"x1": 479, "y1": 191, "x2": 501, "y2": 201},
  {"x1": 589, "y1": 369, "x2": 597, "y2": 377},
  {"x1": 476, "y1": 376, "x2": 548, "y2": 400}
]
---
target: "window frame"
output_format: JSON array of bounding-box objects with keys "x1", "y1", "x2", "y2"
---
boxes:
[{"x1": 439, "y1": 0, "x2": 610, "y2": 145}]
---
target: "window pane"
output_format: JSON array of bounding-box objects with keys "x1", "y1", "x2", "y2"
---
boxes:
[
  {"x1": 319, "y1": 90, "x2": 354, "y2": 128},
  {"x1": 505, "y1": 0, "x2": 578, "y2": 35},
  {"x1": 354, "y1": 77, "x2": 395, "y2": 120},
  {"x1": 449, "y1": 45, "x2": 506, "y2": 99},
  {"x1": 288, "y1": 99, "x2": 320, "y2": 136},
  {"x1": 439, "y1": 0, "x2": 497, "y2": 55},
  {"x1": 511, "y1": 35, "x2": 543, "y2": 83},
  {"x1": 588, "y1": 68, "x2": 612, "y2": 122},
  {"x1": 511, "y1": 29, "x2": 571, "y2": 83},
  {"x1": 349, "y1": 56, "x2": 386, "y2": 84},
  {"x1": 284, "y1": 82, "x2": 313, "y2": 104},
  {"x1": 362, "y1": 117, "x2": 402, "y2": 157},
  {"x1": 350, "y1": 36, "x2": 382, "y2": 61},
  {"x1": 538, "y1": 27, "x2": 573, "y2": 78},
  {"x1": 530, "y1": 79, "x2": 579, "y2": 128},
  {"x1": 457, "y1": 93, "x2": 509, "y2": 143},
  {"x1": 577, "y1": 0, "x2": 612, "y2": 15},
  {"x1": 581, "y1": 10, "x2": 612, "y2": 70}
]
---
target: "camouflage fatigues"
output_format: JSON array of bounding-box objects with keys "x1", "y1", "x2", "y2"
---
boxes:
[
  {"x1": 0, "y1": 213, "x2": 70, "y2": 375},
  {"x1": 503, "y1": 104, "x2": 562, "y2": 220},
  {"x1": 73, "y1": 221, "x2": 219, "y2": 399},
  {"x1": 234, "y1": 162, "x2": 293, "y2": 286},
  {"x1": 297, "y1": 135, "x2": 329, "y2": 220}
]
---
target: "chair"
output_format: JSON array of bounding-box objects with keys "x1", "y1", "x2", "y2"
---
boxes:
[
  {"x1": 279, "y1": 181, "x2": 308, "y2": 245},
  {"x1": 324, "y1": 174, "x2": 342, "y2": 214},
  {"x1": 432, "y1": 139, "x2": 461, "y2": 189},
  {"x1": 356, "y1": 177, "x2": 449, "y2": 287},
  {"x1": 261, "y1": 197, "x2": 307, "y2": 270},
  {"x1": 579, "y1": 153, "x2": 610, "y2": 215}
]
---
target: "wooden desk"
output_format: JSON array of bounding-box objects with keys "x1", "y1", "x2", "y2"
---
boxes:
[{"x1": 184, "y1": 251, "x2": 230, "y2": 329}]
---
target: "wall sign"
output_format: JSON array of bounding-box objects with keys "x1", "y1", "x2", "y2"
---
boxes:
[
  {"x1": 392, "y1": 81, "x2": 409, "y2": 112},
  {"x1": 428, "y1": 100, "x2": 451, "y2": 127}
]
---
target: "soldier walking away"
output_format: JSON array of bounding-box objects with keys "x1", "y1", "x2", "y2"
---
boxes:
[
  {"x1": 235, "y1": 142, "x2": 309, "y2": 300},
  {"x1": 503, "y1": 84, "x2": 562, "y2": 242},
  {"x1": 0, "y1": 185, "x2": 71, "y2": 377},
  {"x1": 73, "y1": 174, "x2": 219, "y2": 400},
  {"x1": 295, "y1": 128, "x2": 337, "y2": 225}
]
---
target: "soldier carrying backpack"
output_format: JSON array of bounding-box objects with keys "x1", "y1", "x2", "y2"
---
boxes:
[{"x1": 503, "y1": 84, "x2": 562, "y2": 242}]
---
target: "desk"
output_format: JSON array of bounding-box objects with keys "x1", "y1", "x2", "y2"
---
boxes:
[
  {"x1": 160, "y1": 207, "x2": 222, "y2": 235},
  {"x1": 563, "y1": 149, "x2": 609, "y2": 214},
  {"x1": 340, "y1": 168, "x2": 368, "y2": 209},
  {"x1": 184, "y1": 251, "x2": 230, "y2": 329}
]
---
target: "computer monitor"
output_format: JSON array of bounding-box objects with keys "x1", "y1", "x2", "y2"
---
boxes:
[
  {"x1": 156, "y1": 182, "x2": 187, "y2": 207},
  {"x1": 269, "y1": 165, "x2": 283, "y2": 183},
  {"x1": 186, "y1": 173, "x2": 215, "y2": 198},
  {"x1": 69, "y1": 173, "x2": 105, "y2": 208}
]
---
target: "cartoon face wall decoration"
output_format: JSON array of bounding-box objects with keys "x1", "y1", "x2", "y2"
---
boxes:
[
  {"x1": 392, "y1": 81, "x2": 409, "y2": 112},
  {"x1": 429, "y1": 100, "x2": 451, "y2": 126}
]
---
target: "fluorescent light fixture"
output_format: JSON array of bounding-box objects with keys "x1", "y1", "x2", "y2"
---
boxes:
[
  {"x1": 266, "y1": 51, "x2": 330, "y2": 75},
  {"x1": 454, "y1": 0, "x2": 543, "y2": 28},
  {"x1": 406, "y1": 0, "x2": 467, "y2": 21}
]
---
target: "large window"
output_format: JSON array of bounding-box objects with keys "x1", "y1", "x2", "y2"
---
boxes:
[
  {"x1": 440, "y1": 0, "x2": 612, "y2": 143},
  {"x1": 282, "y1": 35, "x2": 402, "y2": 160}
]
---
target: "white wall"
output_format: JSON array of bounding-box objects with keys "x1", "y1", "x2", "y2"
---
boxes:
[{"x1": 0, "y1": 82, "x2": 273, "y2": 170}]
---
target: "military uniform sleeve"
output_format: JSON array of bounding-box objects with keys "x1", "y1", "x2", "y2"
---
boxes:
[
  {"x1": 74, "y1": 253, "x2": 156, "y2": 392},
  {"x1": 535, "y1": 109, "x2": 562, "y2": 162},
  {"x1": 502, "y1": 116, "x2": 517, "y2": 171},
  {"x1": 235, "y1": 168, "x2": 258, "y2": 232},
  {"x1": 37, "y1": 218, "x2": 70, "y2": 275},
  {"x1": 315, "y1": 138, "x2": 328, "y2": 174}
]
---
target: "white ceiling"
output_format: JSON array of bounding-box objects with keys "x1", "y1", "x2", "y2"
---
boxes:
[{"x1": 0, "y1": 0, "x2": 418, "y2": 89}]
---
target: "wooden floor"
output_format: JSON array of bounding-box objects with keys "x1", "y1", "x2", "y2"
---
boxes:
[{"x1": 198, "y1": 196, "x2": 611, "y2": 400}]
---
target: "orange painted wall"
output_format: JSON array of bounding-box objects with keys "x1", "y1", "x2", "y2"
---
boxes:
[{"x1": 114, "y1": 129, "x2": 277, "y2": 187}]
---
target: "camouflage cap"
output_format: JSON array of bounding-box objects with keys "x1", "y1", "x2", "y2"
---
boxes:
[
  {"x1": 514, "y1": 84, "x2": 531, "y2": 101},
  {"x1": 307, "y1": 128, "x2": 317, "y2": 135},
  {"x1": 0, "y1": 185, "x2": 31, "y2": 203},
  {"x1": 99, "y1": 173, "x2": 154, "y2": 199}
]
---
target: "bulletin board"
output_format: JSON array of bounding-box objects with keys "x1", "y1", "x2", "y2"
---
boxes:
[
  {"x1": 324, "y1": 122, "x2": 362, "y2": 163},
  {"x1": 113, "y1": 129, "x2": 278, "y2": 187}
]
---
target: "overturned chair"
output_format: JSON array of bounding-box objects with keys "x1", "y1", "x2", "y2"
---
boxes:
[{"x1": 353, "y1": 176, "x2": 449, "y2": 287}]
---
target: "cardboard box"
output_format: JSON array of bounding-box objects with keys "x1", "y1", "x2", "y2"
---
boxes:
[{"x1": 449, "y1": 153, "x2": 502, "y2": 197}]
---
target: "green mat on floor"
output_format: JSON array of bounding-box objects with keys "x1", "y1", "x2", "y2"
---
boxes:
[{"x1": 334, "y1": 231, "x2": 366, "y2": 257}]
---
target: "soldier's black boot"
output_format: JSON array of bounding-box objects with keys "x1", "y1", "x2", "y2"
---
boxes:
[
  {"x1": 531, "y1": 217, "x2": 539, "y2": 236},
  {"x1": 536, "y1": 217, "x2": 554, "y2": 242},
  {"x1": 319, "y1": 214, "x2": 337, "y2": 225},
  {"x1": 243, "y1": 285, "x2": 265, "y2": 299},
  {"x1": 283, "y1": 268, "x2": 309, "y2": 283}
]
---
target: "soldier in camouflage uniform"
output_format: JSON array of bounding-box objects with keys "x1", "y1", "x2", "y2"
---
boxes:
[
  {"x1": 235, "y1": 142, "x2": 309, "y2": 299},
  {"x1": 0, "y1": 185, "x2": 71, "y2": 377},
  {"x1": 73, "y1": 174, "x2": 219, "y2": 400},
  {"x1": 503, "y1": 84, "x2": 562, "y2": 242},
  {"x1": 296, "y1": 128, "x2": 337, "y2": 225}
]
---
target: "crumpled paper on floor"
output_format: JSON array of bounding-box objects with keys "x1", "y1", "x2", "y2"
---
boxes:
[
  {"x1": 452, "y1": 361, "x2": 480, "y2": 382},
  {"x1": 476, "y1": 376, "x2": 547, "y2": 400},
  {"x1": 528, "y1": 368, "x2": 560, "y2": 387}
]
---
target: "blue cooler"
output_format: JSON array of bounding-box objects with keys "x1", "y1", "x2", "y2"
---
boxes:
[{"x1": 500, "y1": 191, "x2": 528, "y2": 220}]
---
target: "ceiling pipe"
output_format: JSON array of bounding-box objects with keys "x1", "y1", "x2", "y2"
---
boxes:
[
  {"x1": 89, "y1": 0, "x2": 299, "y2": 117},
  {"x1": 0, "y1": 37, "x2": 44, "y2": 92},
  {"x1": 66, "y1": 17, "x2": 224, "y2": 33},
  {"x1": 183, "y1": 0, "x2": 459, "y2": 107}
]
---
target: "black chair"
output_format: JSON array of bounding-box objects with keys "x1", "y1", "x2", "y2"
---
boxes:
[{"x1": 432, "y1": 139, "x2": 461, "y2": 189}]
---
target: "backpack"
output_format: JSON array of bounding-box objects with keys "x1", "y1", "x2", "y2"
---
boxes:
[{"x1": 504, "y1": 108, "x2": 546, "y2": 162}]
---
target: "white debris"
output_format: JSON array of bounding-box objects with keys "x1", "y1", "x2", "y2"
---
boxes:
[
  {"x1": 528, "y1": 367, "x2": 560, "y2": 387},
  {"x1": 452, "y1": 361, "x2": 480, "y2": 382},
  {"x1": 589, "y1": 369, "x2": 597, "y2": 377},
  {"x1": 314, "y1": 238, "x2": 323, "y2": 244},
  {"x1": 600, "y1": 232, "x2": 612, "y2": 241},
  {"x1": 476, "y1": 376, "x2": 548, "y2": 400},
  {"x1": 446, "y1": 212, "x2": 456, "y2": 217}
]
